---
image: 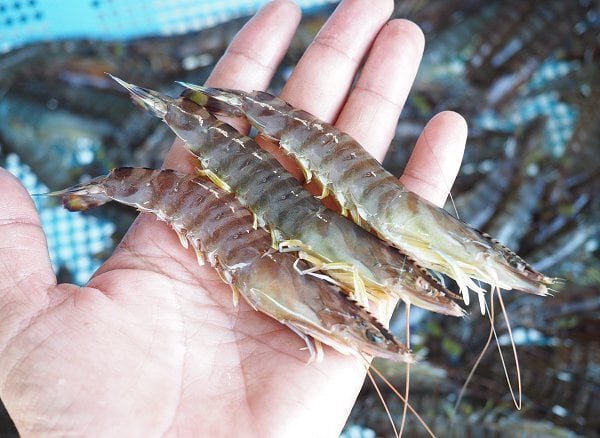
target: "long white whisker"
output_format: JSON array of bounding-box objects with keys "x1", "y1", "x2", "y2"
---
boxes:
[
  {"x1": 398, "y1": 304, "x2": 411, "y2": 437},
  {"x1": 496, "y1": 290, "x2": 522, "y2": 409},
  {"x1": 451, "y1": 283, "x2": 495, "y2": 426},
  {"x1": 365, "y1": 364, "x2": 398, "y2": 438},
  {"x1": 360, "y1": 355, "x2": 436, "y2": 437}
]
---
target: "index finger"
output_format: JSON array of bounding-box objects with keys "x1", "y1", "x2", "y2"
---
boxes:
[
  {"x1": 282, "y1": 0, "x2": 394, "y2": 122},
  {"x1": 258, "y1": 0, "x2": 394, "y2": 182},
  {"x1": 163, "y1": 0, "x2": 301, "y2": 172}
]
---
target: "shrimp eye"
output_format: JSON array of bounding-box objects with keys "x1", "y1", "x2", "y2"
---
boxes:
[
  {"x1": 508, "y1": 256, "x2": 526, "y2": 271},
  {"x1": 416, "y1": 276, "x2": 430, "y2": 292},
  {"x1": 365, "y1": 328, "x2": 385, "y2": 344}
]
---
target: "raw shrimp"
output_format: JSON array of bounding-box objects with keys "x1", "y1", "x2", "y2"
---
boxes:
[
  {"x1": 110, "y1": 76, "x2": 466, "y2": 318},
  {"x1": 179, "y1": 85, "x2": 554, "y2": 309},
  {"x1": 51, "y1": 167, "x2": 413, "y2": 363}
]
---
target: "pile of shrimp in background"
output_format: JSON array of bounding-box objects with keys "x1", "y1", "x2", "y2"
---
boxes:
[{"x1": 0, "y1": 0, "x2": 598, "y2": 436}]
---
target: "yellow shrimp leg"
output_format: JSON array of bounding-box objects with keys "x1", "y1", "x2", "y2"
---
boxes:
[
  {"x1": 175, "y1": 229, "x2": 189, "y2": 249},
  {"x1": 279, "y1": 239, "x2": 370, "y2": 308},
  {"x1": 230, "y1": 285, "x2": 240, "y2": 308},
  {"x1": 316, "y1": 186, "x2": 330, "y2": 200},
  {"x1": 284, "y1": 322, "x2": 322, "y2": 365},
  {"x1": 196, "y1": 168, "x2": 232, "y2": 193}
]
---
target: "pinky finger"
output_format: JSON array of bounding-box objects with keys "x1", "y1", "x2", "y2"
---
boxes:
[{"x1": 399, "y1": 111, "x2": 467, "y2": 207}]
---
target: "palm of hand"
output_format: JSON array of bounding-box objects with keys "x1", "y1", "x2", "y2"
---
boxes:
[
  {"x1": 0, "y1": 1, "x2": 467, "y2": 436},
  {"x1": 3, "y1": 215, "x2": 360, "y2": 436}
]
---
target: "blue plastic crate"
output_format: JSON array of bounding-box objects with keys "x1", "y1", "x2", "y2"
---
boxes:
[{"x1": 0, "y1": 0, "x2": 337, "y2": 53}]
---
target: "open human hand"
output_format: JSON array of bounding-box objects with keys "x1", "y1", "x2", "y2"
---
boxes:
[{"x1": 0, "y1": 0, "x2": 467, "y2": 435}]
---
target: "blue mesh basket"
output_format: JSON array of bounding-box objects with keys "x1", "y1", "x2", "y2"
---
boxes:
[
  {"x1": 0, "y1": 0, "x2": 337, "y2": 53},
  {"x1": 4, "y1": 154, "x2": 115, "y2": 285}
]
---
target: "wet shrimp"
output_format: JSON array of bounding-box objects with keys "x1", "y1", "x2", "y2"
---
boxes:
[
  {"x1": 179, "y1": 85, "x2": 555, "y2": 310},
  {"x1": 109, "y1": 76, "x2": 466, "y2": 319},
  {"x1": 51, "y1": 167, "x2": 413, "y2": 363}
]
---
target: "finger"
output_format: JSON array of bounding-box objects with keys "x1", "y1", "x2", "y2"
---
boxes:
[
  {"x1": 0, "y1": 168, "x2": 55, "y2": 308},
  {"x1": 163, "y1": 0, "x2": 301, "y2": 172},
  {"x1": 281, "y1": 0, "x2": 394, "y2": 121},
  {"x1": 258, "y1": 0, "x2": 393, "y2": 182},
  {"x1": 399, "y1": 111, "x2": 468, "y2": 207},
  {"x1": 335, "y1": 19, "x2": 425, "y2": 162},
  {"x1": 205, "y1": 0, "x2": 301, "y2": 91}
]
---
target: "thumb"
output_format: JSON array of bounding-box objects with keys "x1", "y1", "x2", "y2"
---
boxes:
[{"x1": 0, "y1": 167, "x2": 56, "y2": 312}]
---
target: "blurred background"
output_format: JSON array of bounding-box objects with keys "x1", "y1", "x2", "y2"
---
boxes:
[{"x1": 0, "y1": 0, "x2": 598, "y2": 436}]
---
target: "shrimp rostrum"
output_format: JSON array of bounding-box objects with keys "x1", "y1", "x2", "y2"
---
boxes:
[
  {"x1": 109, "y1": 76, "x2": 466, "y2": 319},
  {"x1": 51, "y1": 167, "x2": 412, "y2": 363},
  {"x1": 179, "y1": 84, "x2": 555, "y2": 308}
]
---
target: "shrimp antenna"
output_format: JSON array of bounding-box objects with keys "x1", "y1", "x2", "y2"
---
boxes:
[
  {"x1": 451, "y1": 281, "x2": 496, "y2": 429},
  {"x1": 451, "y1": 283, "x2": 523, "y2": 429},
  {"x1": 365, "y1": 366, "x2": 398, "y2": 437},
  {"x1": 358, "y1": 354, "x2": 436, "y2": 437},
  {"x1": 496, "y1": 289, "x2": 522, "y2": 409},
  {"x1": 398, "y1": 304, "x2": 411, "y2": 437},
  {"x1": 479, "y1": 286, "x2": 522, "y2": 410}
]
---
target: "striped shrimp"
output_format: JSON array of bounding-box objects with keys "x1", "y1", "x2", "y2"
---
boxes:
[
  {"x1": 179, "y1": 85, "x2": 554, "y2": 310},
  {"x1": 110, "y1": 76, "x2": 466, "y2": 318},
  {"x1": 50, "y1": 167, "x2": 412, "y2": 363}
]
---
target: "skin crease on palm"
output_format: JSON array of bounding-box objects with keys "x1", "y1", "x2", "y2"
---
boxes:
[{"x1": 0, "y1": 0, "x2": 467, "y2": 436}]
